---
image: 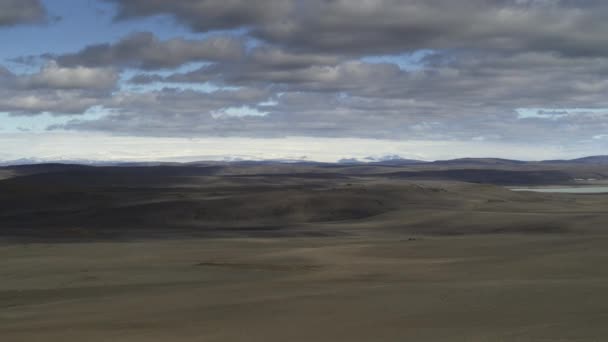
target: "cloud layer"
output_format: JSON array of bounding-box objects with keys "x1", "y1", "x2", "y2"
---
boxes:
[
  {"x1": 107, "y1": 0, "x2": 608, "y2": 57},
  {"x1": 0, "y1": 0, "x2": 47, "y2": 27},
  {"x1": 55, "y1": 32, "x2": 245, "y2": 70},
  {"x1": 1, "y1": 0, "x2": 608, "y2": 152}
]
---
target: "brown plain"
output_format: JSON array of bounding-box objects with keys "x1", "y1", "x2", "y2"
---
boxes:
[{"x1": 2, "y1": 163, "x2": 608, "y2": 341}]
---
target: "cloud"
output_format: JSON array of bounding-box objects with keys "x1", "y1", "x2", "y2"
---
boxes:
[
  {"x1": 107, "y1": 0, "x2": 608, "y2": 57},
  {"x1": 54, "y1": 32, "x2": 245, "y2": 70},
  {"x1": 127, "y1": 55, "x2": 399, "y2": 91},
  {"x1": 106, "y1": 0, "x2": 290, "y2": 33},
  {"x1": 4, "y1": 0, "x2": 608, "y2": 152},
  {"x1": 49, "y1": 86, "x2": 274, "y2": 133},
  {"x1": 0, "y1": 0, "x2": 47, "y2": 27},
  {"x1": 41, "y1": 45, "x2": 608, "y2": 145},
  {"x1": 0, "y1": 91, "x2": 106, "y2": 115},
  {"x1": 1, "y1": 132, "x2": 602, "y2": 163},
  {"x1": 0, "y1": 63, "x2": 116, "y2": 115},
  {"x1": 17, "y1": 62, "x2": 119, "y2": 91}
]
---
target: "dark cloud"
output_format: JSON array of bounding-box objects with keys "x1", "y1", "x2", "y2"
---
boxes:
[
  {"x1": 5, "y1": 0, "x2": 608, "y2": 148},
  {"x1": 52, "y1": 87, "x2": 275, "y2": 134},
  {"x1": 107, "y1": 0, "x2": 608, "y2": 57},
  {"x1": 126, "y1": 46, "x2": 346, "y2": 86},
  {"x1": 0, "y1": 63, "x2": 117, "y2": 115},
  {"x1": 0, "y1": 83, "x2": 109, "y2": 114},
  {"x1": 0, "y1": 0, "x2": 47, "y2": 27},
  {"x1": 55, "y1": 32, "x2": 245, "y2": 70},
  {"x1": 106, "y1": 0, "x2": 290, "y2": 32},
  {"x1": 59, "y1": 45, "x2": 608, "y2": 145}
]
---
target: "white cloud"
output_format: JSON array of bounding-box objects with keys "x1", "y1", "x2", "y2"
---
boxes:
[
  {"x1": 18, "y1": 62, "x2": 118, "y2": 90},
  {"x1": 0, "y1": 132, "x2": 601, "y2": 163}
]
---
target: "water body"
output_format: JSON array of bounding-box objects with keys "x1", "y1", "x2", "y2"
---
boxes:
[{"x1": 510, "y1": 186, "x2": 608, "y2": 194}]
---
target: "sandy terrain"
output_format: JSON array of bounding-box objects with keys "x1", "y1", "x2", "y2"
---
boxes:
[
  {"x1": 2, "y1": 164, "x2": 608, "y2": 341},
  {"x1": 3, "y1": 235, "x2": 608, "y2": 341}
]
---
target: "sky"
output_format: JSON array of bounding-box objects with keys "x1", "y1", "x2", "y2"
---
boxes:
[{"x1": 1, "y1": 0, "x2": 608, "y2": 162}]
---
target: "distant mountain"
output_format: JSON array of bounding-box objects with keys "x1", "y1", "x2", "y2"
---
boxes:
[
  {"x1": 0, "y1": 158, "x2": 125, "y2": 167},
  {"x1": 3, "y1": 155, "x2": 608, "y2": 169},
  {"x1": 370, "y1": 159, "x2": 428, "y2": 166},
  {"x1": 432, "y1": 158, "x2": 528, "y2": 166},
  {"x1": 542, "y1": 155, "x2": 608, "y2": 165},
  {"x1": 384, "y1": 169, "x2": 572, "y2": 185},
  {"x1": 368, "y1": 155, "x2": 427, "y2": 165},
  {"x1": 337, "y1": 158, "x2": 365, "y2": 164},
  {"x1": 339, "y1": 155, "x2": 427, "y2": 165},
  {"x1": 229, "y1": 159, "x2": 326, "y2": 166},
  {"x1": 437, "y1": 156, "x2": 608, "y2": 166},
  {"x1": 0, "y1": 158, "x2": 48, "y2": 166}
]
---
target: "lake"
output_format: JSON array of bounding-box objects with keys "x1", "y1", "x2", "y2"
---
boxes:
[{"x1": 510, "y1": 186, "x2": 608, "y2": 194}]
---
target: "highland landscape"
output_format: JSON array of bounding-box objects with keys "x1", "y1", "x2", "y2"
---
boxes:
[
  {"x1": 4, "y1": 0, "x2": 608, "y2": 341},
  {"x1": 2, "y1": 158, "x2": 608, "y2": 341}
]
